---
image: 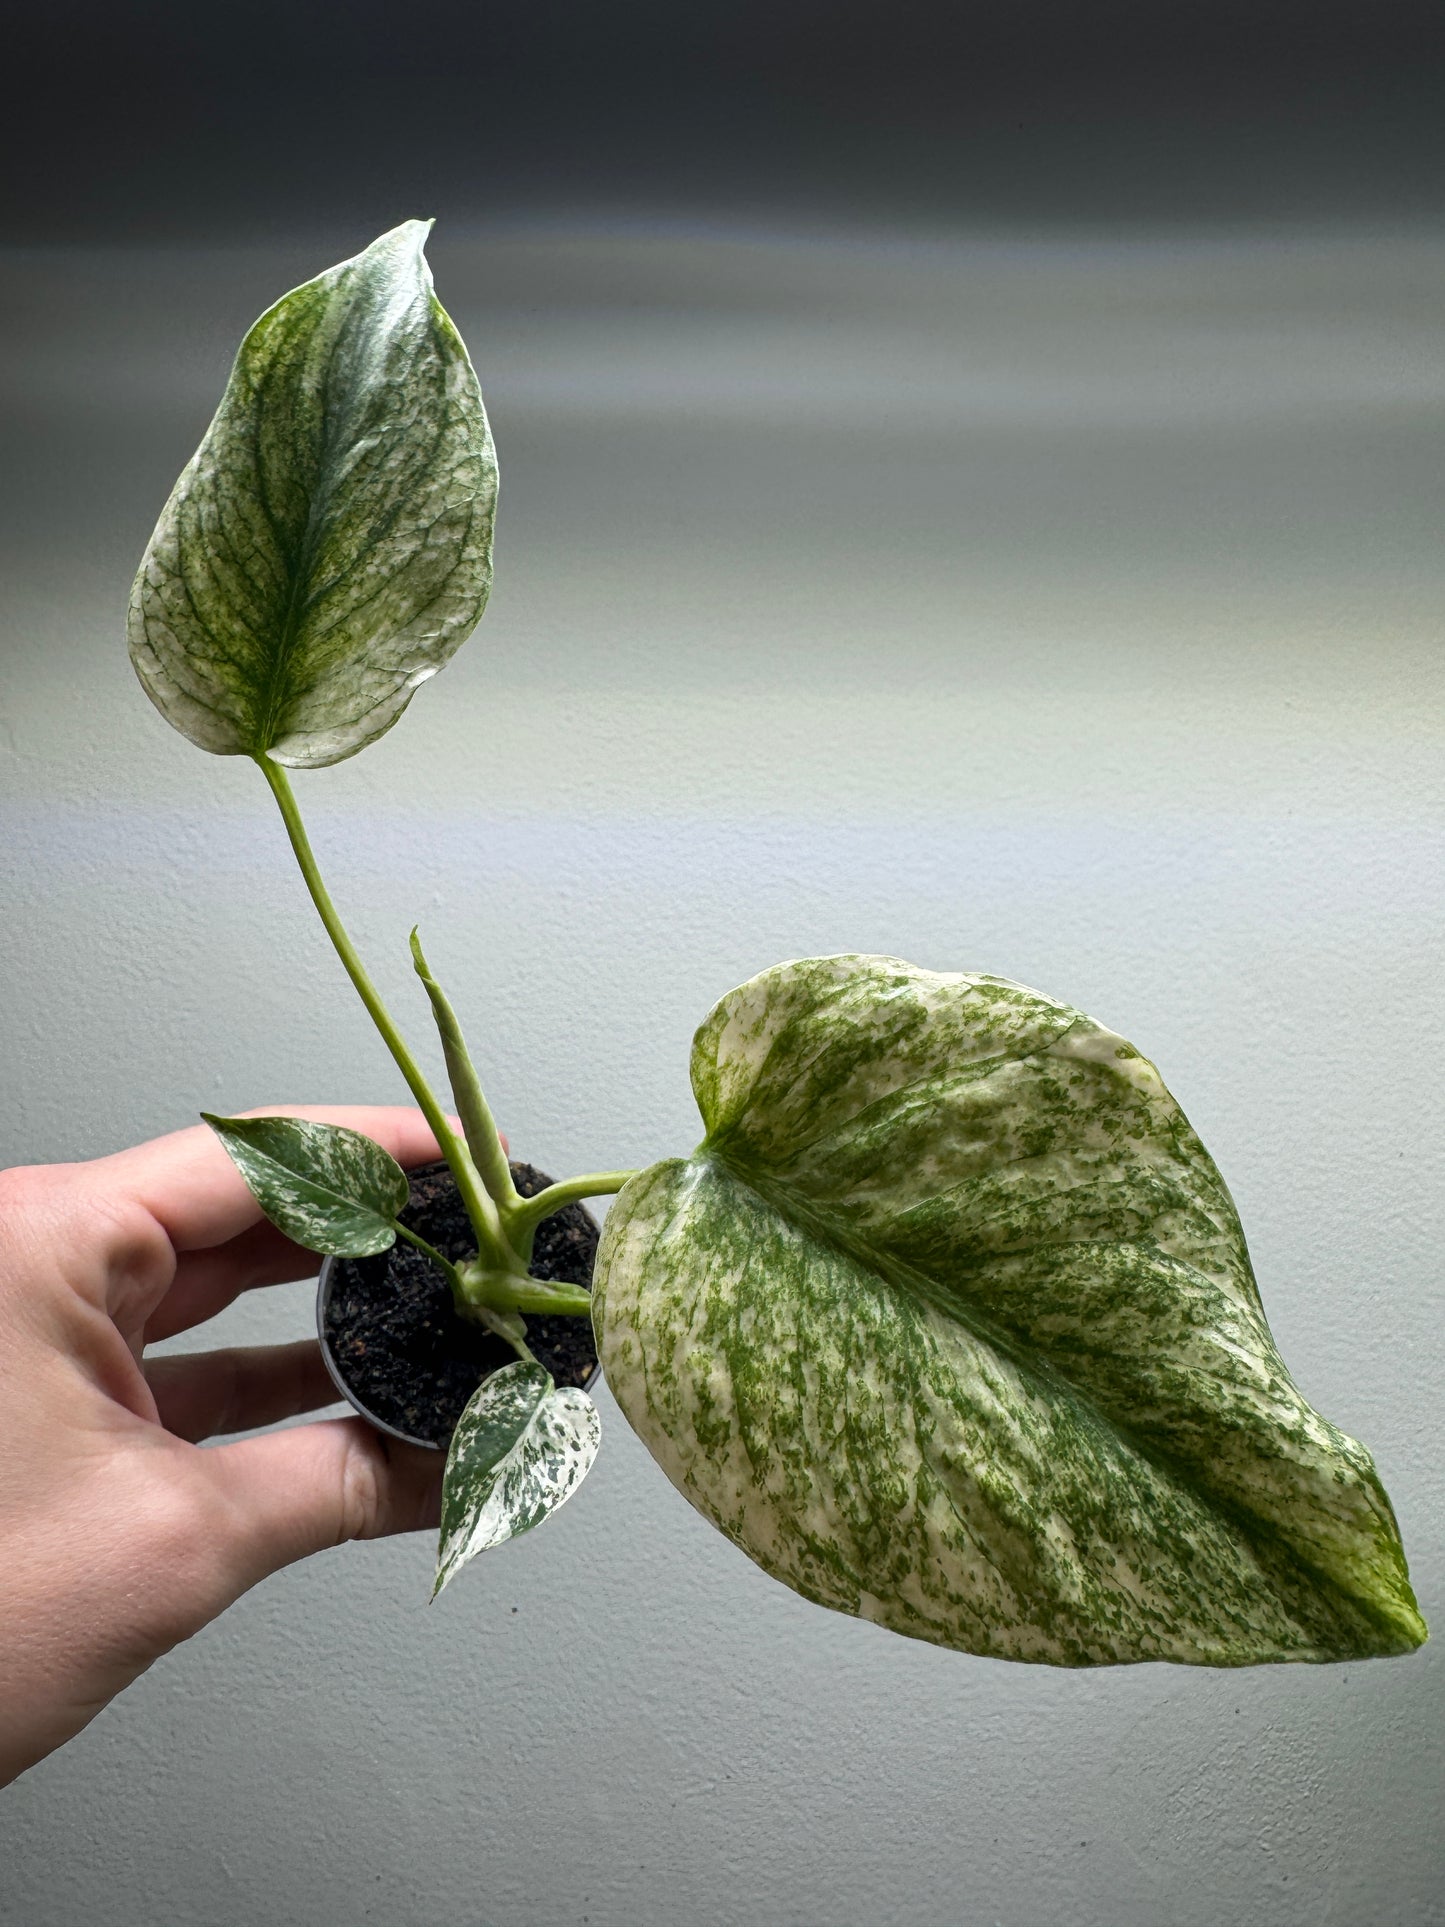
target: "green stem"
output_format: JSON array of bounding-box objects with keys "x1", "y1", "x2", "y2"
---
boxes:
[
  {"x1": 392, "y1": 1221, "x2": 464, "y2": 1293},
  {"x1": 473, "y1": 1304, "x2": 536, "y2": 1364},
  {"x1": 409, "y1": 929, "x2": 519, "y2": 1214},
  {"x1": 256, "y1": 755, "x2": 512, "y2": 1271},
  {"x1": 508, "y1": 1171, "x2": 637, "y2": 1237},
  {"x1": 459, "y1": 1259, "x2": 594, "y2": 1318}
]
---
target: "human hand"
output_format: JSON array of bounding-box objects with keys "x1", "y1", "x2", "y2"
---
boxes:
[{"x1": 0, "y1": 1106, "x2": 452, "y2": 1786}]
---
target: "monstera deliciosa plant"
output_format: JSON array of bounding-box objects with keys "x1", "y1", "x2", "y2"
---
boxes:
[{"x1": 128, "y1": 221, "x2": 1426, "y2": 1665}]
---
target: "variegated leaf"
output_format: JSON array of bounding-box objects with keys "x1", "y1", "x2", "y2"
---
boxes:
[
  {"x1": 202, "y1": 1112, "x2": 407, "y2": 1256},
  {"x1": 434, "y1": 1361, "x2": 601, "y2": 1597},
  {"x1": 129, "y1": 220, "x2": 496, "y2": 768},
  {"x1": 594, "y1": 955, "x2": 1426, "y2": 1667}
]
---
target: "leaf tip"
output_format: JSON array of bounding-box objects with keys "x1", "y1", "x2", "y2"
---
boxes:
[
  {"x1": 370, "y1": 217, "x2": 436, "y2": 273},
  {"x1": 408, "y1": 927, "x2": 437, "y2": 985}
]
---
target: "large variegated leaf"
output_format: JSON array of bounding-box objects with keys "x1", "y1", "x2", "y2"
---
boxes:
[
  {"x1": 202, "y1": 1112, "x2": 407, "y2": 1256},
  {"x1": 434, "y1": 1362, "x2": 601, "y2": 1598},
  {"x1": 595, "y1": 955, "x2": 1426, "y2": 1667},
  {"x1": 129, "y1": 220, "x2": 496, "y2": 767}
]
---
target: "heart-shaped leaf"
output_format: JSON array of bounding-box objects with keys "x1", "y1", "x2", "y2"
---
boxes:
[
  {"x1": 434, "y1": 1361, "x2": 601, "y2": 1597},
  {"x1": 129, "y1": 220, "x2": 496, "y2": 768},
  {"x1": 202, "y1": 1113, "x2": 408, "y2": 1256},
  {"x1": 595, "y1": 955, "x2": 1426, "y2": 1667}
]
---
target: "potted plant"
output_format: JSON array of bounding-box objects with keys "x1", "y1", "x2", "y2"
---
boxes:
[{"x1": 128, "y1": 220, "x2": 1427, "y2": 1662}]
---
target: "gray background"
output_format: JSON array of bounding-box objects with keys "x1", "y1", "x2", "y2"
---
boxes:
[{"x1": 1, "y1": 213, "x2": 1441, "y2": 1924}]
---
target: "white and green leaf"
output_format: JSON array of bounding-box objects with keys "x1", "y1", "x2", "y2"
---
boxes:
[
  {"x1": 129, "y1": 220, "x2": 496, "y2": 768},
  {"x1": 594, "y1": 954, "x2": 1426, "y2": 1667},
  {"x1": 434, "y1": 1361, "x2": 601, "y2": 1597},
  {"x1": 202, "y1": 1112, "x2": 408, "y2": 1256}
]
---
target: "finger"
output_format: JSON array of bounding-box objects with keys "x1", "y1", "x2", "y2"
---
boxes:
[
  {"x1": 144, "y1": 1221, "x2": 321, "y2": 1343},
  {"x1": 205, "y1": 1418, "x2": 444, "y2": 1588},
  {"x1": 145, "y1": 1340, "x2": 339, "y2": 1442},
  {"x1": 92, "y1": 1105, "x2": 454, "y2": 1255}
]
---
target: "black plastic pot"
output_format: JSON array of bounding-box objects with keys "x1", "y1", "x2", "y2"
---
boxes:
[{"x1": 316, "y1": 1158, "x2": 601, "y2": 1450}]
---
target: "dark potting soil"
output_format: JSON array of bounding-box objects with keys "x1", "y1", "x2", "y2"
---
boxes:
[{"x1": 323, "y1": 1160, "x2": 600, "y2": 1447}]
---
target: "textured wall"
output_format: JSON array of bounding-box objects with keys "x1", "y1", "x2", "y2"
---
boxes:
[{"x1": 1, "y1": 222, "x2": 1441, "y2": 1924}]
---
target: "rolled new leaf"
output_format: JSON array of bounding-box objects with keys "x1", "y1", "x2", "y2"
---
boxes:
[
  {"x1": 434, "y1": 1362, "x2": 601, "y2": 1596},
  {"x1": 129, "y1": 220, "x2": 496, "y2": 767},
  {"x1": 594, "y1": 955, "x2": 1426, "y2": 1667},
  {"x1": 409, "y1": 928, "x2": 517, "y2": 1209},
  {"x1": 202, "y1": 1113, "x2": 408, "y2": 1256}
]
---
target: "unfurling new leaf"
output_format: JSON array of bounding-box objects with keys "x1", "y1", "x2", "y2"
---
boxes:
[
  {"x1": 202, "y1": 1112, "x2": 409, "y2": 1257},
  {"x1": 129, "y1": 220, "x2": 496, "y2": 767},
  {"x1": 434, "y1": 1362, "x2": 601, "y2": 1597},
  {"x1": 594, "y1": 955, "x2": 1427, "y2": 1667}
]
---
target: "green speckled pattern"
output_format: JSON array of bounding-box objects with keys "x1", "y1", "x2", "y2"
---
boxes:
[
  {"x1": 128, "y1": 221, "x2": 495, "y2": 768},
  {"x1": 435, "y1": 1362, "x2": 601, "y2": 1597},
  {"x1": 595, "y1": 955, "x2": 1425, "y2": 1666},
  {"x1": 202, "y1": 1111, "x2": 408, "y2": 1258}
]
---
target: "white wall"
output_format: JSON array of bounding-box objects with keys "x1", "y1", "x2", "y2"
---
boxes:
[{"x1": 1, "y1": 220, "x2": 1440, "y2": 1925}]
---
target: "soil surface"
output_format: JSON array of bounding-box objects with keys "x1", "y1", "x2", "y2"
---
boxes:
[{"x1": 322, "y1": 1160, "x2": 600, "y2": 1447}]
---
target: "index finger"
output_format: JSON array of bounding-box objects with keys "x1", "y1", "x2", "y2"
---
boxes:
[{"x1": 92, "y1": 1105, "x2": 453, "y2": 1253}]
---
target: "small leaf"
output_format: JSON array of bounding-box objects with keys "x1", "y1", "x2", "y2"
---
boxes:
[
  {"x1": 595, "y1": 955, "x2": 1427, "y2": 1667},
  {"x1": 129, "y1": 220, "x2": 496, "y2": 767},
  {"x1": 202, "y1": 1113, "x2": 408, "y2": 1256},
  {"x1": 434, "y1": 1361, "x2": 601, "y2": 1597}
]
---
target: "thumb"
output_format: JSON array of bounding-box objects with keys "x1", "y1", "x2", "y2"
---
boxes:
[{"x1": 205, "y1": 1418, "x2": 444, "y2": 1592}]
